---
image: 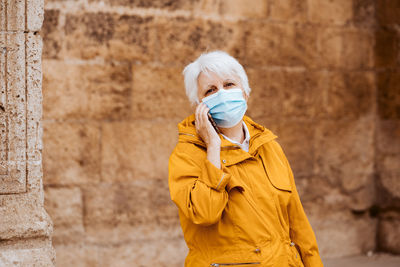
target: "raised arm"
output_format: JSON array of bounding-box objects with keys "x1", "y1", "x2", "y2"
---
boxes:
[{"x1": 168, "y1": 147, "x2": 231, "y2": 226}]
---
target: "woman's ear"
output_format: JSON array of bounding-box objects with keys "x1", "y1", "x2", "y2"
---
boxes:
[{"x1": 244, "y1": 92, "x2": 249, "y2": 102}]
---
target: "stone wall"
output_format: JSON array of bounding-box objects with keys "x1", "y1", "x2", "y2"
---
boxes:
[
  {"x1": 0, "y1": 0, "x2": 55, "y2": 266},
  {"x1": 40, "y1": 0, "x2": 399, "y2": 266},
  {"x1": 375, "y1": 0, "x2": 400, "y2": 255}
]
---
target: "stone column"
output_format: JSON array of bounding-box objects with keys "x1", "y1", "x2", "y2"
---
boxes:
[{"x1": 0, "y1": 0, "x2": 55, "y2": 265}]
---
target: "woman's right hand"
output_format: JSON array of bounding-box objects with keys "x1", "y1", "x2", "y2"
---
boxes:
[{"x1": 195, "y1": 103, "x2": 221, "y2": 149}]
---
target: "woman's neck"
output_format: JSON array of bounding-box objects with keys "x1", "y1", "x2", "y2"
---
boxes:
[{"x1": 219, "y1": 121, "x2": 245, "y2": 144}]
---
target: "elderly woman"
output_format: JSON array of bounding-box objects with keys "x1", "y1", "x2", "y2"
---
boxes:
[{"x1": 168, "y1": 51, "x2": 323, "y2": 267}]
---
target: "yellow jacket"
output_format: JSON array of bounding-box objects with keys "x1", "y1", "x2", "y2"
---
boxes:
[{"x1": 168, "y1": 115, "x2": 323, "y2": 267}]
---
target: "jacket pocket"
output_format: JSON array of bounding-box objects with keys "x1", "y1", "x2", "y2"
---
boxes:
[{"x1": 258, "y1": 153, "x2": 292, "y2": 192}]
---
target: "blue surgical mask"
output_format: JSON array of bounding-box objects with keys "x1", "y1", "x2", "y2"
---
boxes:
[{"x1": 202, "y1": 88, "x2": 247, "y2": 128}]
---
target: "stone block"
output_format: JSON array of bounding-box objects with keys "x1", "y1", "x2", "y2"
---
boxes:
[
  {"x1": 27, "y1": 0, "x2": 44, "y2": 31},
  {"x1": 43, "y1": 60, "x2": 132, "y2": 120},
  {"x1": 377, "y1": 72, "x2": 400, "y2": 119},
  {"x1": 219, "y1": 0, "x2": 268, "y2": 18},
  {"x1": 41, "y1": 9, "x2": 61, "y2": 59},
  {"x1": 83, "y1": 180, "x2": 180, "y2": 243},
  {"x1": 192, "y1": 0, "x2": 221, "y2": 15},
  {"x1": 318, "y1": 28, "x2": 374, "y2": 69},
  {"x1": 44, "y1": 187, "x2": 84, "y2": 245},
  {"x1": 26, "y1": 32, "x2": 43, "y2": 163},
  {"x1": 269, "y1": 0, "x2": 307, "y2": 22},
  {"x1": 314, "y1": 116, "x2": 374, "y2": 194},
  {"x1": 0, "y1": 195, "x2": 53, "y2": 240},
  {"x1": 101, "y1": 120, "x2": 178, "y2": 182},
  {"x1": 64, "y1": 12, "x2": 156, "y2": 62},
  {"x1": 94, "y1": 238, "x2": 187, "y2": 267},
  {"x1": 376, "y1": 0, "x2": 400, "y2": 26},
  {"x1": 308, "y1": 0, "x2": 353, "y2": 25},
  {"x1": 353, "y1": 0, "x2": 376, "y2": 28},
  {"x1": 378, "y1": 211, "x2": 400, "y2": 254},
  {"x1": 54, "y1": 244, "x2": 98, "y2": 267},
  {"x1": 377, "y1": 120, "x2": 400, "y2": 155},
  {"x1": 277, "y1": 120, "x2": 315, "y2": 177},
  {"x1": 42, "y1": 121, "x2": 101, "y2": 185},
  {"x1": 150, "y1": 178, "x2": 181, "y2": 227},
  {"x1": 375, "y1": 28, "x2": 399, "y2": 69},
  {"x1": 246, "y1": 69, "x2": 323, "y2": 119},
  {"x1": 3, "y1": 0, "x2": 25, "y2": 31},
  {"x1": 85, "y1": 223, "x2": 182, "y2": 246},
  {"x1": 155, "y1": 17, "x2": 243, "y2": 65},
  {"x1": 83, "y1": 181, "x2": 151, "y2": 226},
  {"x1": 131, "y1": 65, "x2": 192, "y2": 119},
  {"x1": 89, "y1": 0, "x2": 198, "y2": 10},
  {"x1": 317, "y1": 71, "x2": 375, "y2": 120},
  {"x1": 244, "y1": 22, "x2": 318, "y2": 67},
  {"x1": 309, "y1": 208, "x2": 377, "y2": 258},
  {"x1": 378, "y1": 171, "x2": 400, "y2": 205},
  {"x1": 0, "y1": 241, "x2": 55, "y2": 267},
  {"x1": 0, "y1": 32, "x2": 27, "y2": 194}
]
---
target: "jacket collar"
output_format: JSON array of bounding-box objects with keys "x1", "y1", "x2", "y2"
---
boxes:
[{"x1": 177, "y1": 114, "x2": 278, "y2": 162}]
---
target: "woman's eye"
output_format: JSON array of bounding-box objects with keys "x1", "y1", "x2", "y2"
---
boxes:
[
  {"x1": 205, "y1": 88, "x2": 217, "y2": 95},
  {"x1": 225, "y1": 82, "x2": 235, "y2": 87}
]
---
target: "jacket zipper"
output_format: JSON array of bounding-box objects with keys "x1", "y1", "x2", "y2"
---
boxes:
[{"x1": 210, "y1": 262, "x2": 261, "y2": 266}]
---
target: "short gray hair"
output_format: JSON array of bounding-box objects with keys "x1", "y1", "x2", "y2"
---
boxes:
[{"x1": 182, "y1": 50, "x2": 251, "y2": 105}]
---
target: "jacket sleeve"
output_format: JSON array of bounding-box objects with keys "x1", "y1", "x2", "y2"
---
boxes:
[
  {"x1": 168, "y1": 146, "x2": 231, "y2": 226},
  {"x1": 276, "y1": 143, "x2": 324, "y2": 267}
]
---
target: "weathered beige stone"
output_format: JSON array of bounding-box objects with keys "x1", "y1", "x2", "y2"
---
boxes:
[
  {"x1": 94, "y1": 238, "x2": 187, "y2": 267},
  {"x1": 317, "y1": 71, "x2": 375, "y2": 120},
  {"x1": 83, "y1": 180, "x2": 177, "y2": 227},
  {"x1": 4, "y1": 0, "x2": 25, "y2": 31},
  {"x1": 246, "y1": 69, "x2": 323, "y2": 119},
  {"x1": 308, "y1": 207, "x2": 377, "y2": 258},
  {"x1": 376, "y1": 121, "x2": 400, "y2": 208},
  {"x1": 42, "y1": 121, "x2": 101, "y2": 185},
  {"x1": 64, "y1": 13, "x2": 156, "y2": 62},
  {"x1": 377, "y1": 120, "x2": 400, "y2": 155},
  {"x1": 0, "y1": 32, "x2": 26, "y2": 194},
  {"x1": 377, "y1": 0, "x2": 400, "y2": 26},
  {"x1": 0, "y1": 195, "x2": 53, "y2": 240},
  {"x1": 101, "y1": 120, "x2": 178, "y2": 182},
  {"x1": 377, "y1": 72, "x2": 400, "y2": 119},
  {"x1": 41, "y1": 9, "x2": 61, "y2": 59},
  {"x1": 131, "y1": 65, "x2": 192, "y2": 119},
  {"x1": 26, "y1": 32, "x2": 43, "y2": 163},
  {"x1": 308, "y1": 0, "x2": 353, "y2": 25},
  {"x1": 89, "y1": 0, "x2": 197, "y2": 11},
  {"x1": 0, "y1": 242, "x2": 55, "y2": 267},
  {"x1": 314, "y1": 116, "x2": 374, "y2": 194},
  {"x1": 155, "y1": 17, "x2": 243, "y2": 65},
  {"x1": 44, "y1": 187, "x2": 84, "y2": 245},
  {"x1": 277, "y1": 120, "x2": 315, "y2": 177},
  {"x1": 353, "y1": 0, "x2": 376, "y2": 28},
  {"x1": 244, "y1": 22, "x2": 318, "y2": 67},
  {"x1": 192, "y1": 0, "x2": 221, "y2": 15},
  {"x1": 269, "y1": 0, "x2": 307, "y2": 22},
  {"x1": 27, "y1": 0, "x2": 44, "y2": 31},
  {"x1": 43, "y1": 60, "x2": 132, "y2": 120},
  {"x1": 378, "y1": 211, "x2": 400, "y2": 254},
  {"x1": 219, "y1": 0, "x2": 268, "y2": 18},
  {"x1": 375, "y1": 28, "x2": 399, "y2": 68},
  {"x1": 318, "y1": 28, "x2": 374, "y2": 69},
  {"x1": 54, "y1": 244, "x2": 98, "y2": 267}
]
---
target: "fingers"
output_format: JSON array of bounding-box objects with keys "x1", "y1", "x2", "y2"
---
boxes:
[{"x1": 195, "y1": 103, "x2": 209, "y2": 128}]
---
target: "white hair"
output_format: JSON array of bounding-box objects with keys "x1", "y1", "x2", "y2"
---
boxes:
[{"x1": 182, "y1": 50, "x2": 251, "y2": 105}]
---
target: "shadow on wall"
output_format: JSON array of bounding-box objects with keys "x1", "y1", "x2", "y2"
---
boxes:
[{"x1": 39, "y1": 0, "x2": 400, "y2": 266}]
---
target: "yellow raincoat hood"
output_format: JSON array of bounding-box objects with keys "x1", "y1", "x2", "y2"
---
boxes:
[{"x1": 169, "y1": 114, "x2": 323, "y2": 267}]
